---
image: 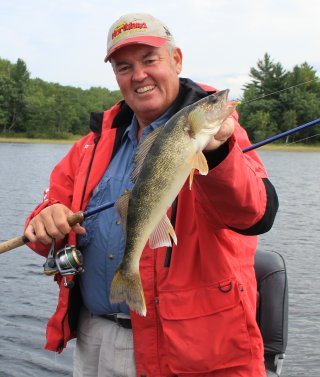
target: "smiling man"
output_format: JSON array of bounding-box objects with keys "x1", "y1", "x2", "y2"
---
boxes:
[
  {"x1": 110, "y1": 43, "x2": 182, "y2": 133},
  {"x1": 24, "y1": 13, "x2": 278, "y2": 377}
]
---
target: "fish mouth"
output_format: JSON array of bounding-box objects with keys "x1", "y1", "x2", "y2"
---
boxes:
[{"x1": 135, "y1": 85, "x2": 156, "y2": 94}]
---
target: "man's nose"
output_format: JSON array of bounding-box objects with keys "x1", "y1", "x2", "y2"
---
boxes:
[{"x1": 132, "y1": 64, "x2": 148, "y2": 81}]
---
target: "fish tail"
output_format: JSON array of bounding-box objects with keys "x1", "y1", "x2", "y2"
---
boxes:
[{"x1": 110, "y1": 267, "x2": 147, "y2": 316}]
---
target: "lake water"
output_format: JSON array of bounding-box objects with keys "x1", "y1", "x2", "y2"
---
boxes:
[{"x1": 0, "y1": 142, "x2": 319, "y2": 377}]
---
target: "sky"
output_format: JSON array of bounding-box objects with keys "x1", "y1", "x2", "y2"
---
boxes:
[{"x1": 0, "y1": 0, "x2": 319, "y2": 99}]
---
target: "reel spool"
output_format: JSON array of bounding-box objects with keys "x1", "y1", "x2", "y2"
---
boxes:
[{"x1": 43, "y1": 240, "x2": 84, "y2": 288}]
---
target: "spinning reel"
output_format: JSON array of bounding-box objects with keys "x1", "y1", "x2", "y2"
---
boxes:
[{"x1": 43, "y1": 239, "x2": 84, "y2": 288}]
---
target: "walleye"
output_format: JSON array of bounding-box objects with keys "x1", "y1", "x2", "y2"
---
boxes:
[{"x1": 110, "y1": 89, "x2": 238, "y2": 316}]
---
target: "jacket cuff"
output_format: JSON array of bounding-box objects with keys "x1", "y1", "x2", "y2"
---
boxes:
[{"x1": 203, "y1": 140, "x2": 230, "y2": 170}]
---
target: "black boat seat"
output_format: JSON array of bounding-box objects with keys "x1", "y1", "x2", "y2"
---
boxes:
[{"x1": 254, "y1": 250, "x2": 289, "y2": 377}]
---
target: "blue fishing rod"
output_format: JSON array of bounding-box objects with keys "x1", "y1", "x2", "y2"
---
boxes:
[
  {"x1": 1, "y1": 117, "x2": 319, "y2": 256},
  {"x1": 243, "y1": 117, "x2": 320, "y2": 153}
]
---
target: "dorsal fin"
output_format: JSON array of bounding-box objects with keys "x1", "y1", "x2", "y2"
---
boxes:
[{"x1": 131, "y1": 126, "x2": 164, "y2": 183}]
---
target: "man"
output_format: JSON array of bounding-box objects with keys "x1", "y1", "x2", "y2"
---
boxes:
[{"x1": 25, "y1": 13, "x2": 279, "y2": 377}]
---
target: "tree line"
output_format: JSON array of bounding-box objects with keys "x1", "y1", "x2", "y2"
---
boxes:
[
  {"x1": 0, "y1": 54, "x2": 319, "y2": 143},
  {"x1": 237, "y1": 53, "x2": 320, "y2": 144},
  {"x1": 0, "y1": 57, "x2": 122, "y2": 138}
]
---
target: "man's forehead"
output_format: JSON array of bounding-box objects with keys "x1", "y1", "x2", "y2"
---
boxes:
[{"x1": 111, "y1": 44, "x2": 163, "y2": 63}]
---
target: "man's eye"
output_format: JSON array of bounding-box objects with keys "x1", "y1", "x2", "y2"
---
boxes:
[
  {"x1": 117, "y1": 65, "x2": 130, "y2": 73},
  {"x1": 145, "y1": 59, "x2": 157, "y2": 65}
]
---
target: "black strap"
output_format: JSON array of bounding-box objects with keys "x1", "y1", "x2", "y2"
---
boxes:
[
  {"x1": 100, "y1": 314, "x2": 132, "y2": 329},
  {"x1": 164, "y1": 197, "x2": 178, "y2": 268}
]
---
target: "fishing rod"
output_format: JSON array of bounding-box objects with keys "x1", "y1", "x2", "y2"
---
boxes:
[
  {"x1": 0, "y1": 201, "x2": 116, "y2": 285},
  {"x1": 0, "y1": 116, "x2": 319, "y2": 255},
  {"x1": 0, "y1": 201, "x2": 114, "y2": 255},
  {"x1": 243, "y1": 117, "x2": 320, "y2": 152}
]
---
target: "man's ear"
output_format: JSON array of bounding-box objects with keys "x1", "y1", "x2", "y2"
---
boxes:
[{"x1": 173, "y1": 47, "x2": 183, "y2": 74}]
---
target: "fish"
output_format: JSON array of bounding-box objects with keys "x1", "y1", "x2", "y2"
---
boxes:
[{"x1": 109, "y1": 89, "x2": 238, "y2": 316}]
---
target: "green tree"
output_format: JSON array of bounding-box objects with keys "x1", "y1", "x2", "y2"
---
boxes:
[
  {"x1": 239, "y1": 54, "x2": 320, "y2": 144},
  {"x1": 247, "y1": 53, "x2": 288, "y2": 96},
  {"x1": 0, "y1": 76, "x2": 14, "y2": 132},
  {"x1": 7, "y1": 59, "x2": 30, "y2": 132},
  {"x1": 0, "y1": 59, "x2": 15, "y2": 132},
  {"x1": 23, "y1": 75, "x2": 122, "y2": 138},
  {"x1": 245, "y1": 111, "x2": 277, "y2": 143},
  {"x1": 239, "y1": 54, "x2": 288, "y2": 141},
  {"x1": 0, "y1": 56, "x2": 124, "y2": 138},
  {"x1": 277, "y1": 63, "x2": 320, "y2": 142}
]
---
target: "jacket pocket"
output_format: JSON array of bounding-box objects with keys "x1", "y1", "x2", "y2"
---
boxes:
[{"x1": 158, "y1": 278, "x2": 252, "y2": 374}]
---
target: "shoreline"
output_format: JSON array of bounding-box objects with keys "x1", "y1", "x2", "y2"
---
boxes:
[
  {"x1": 0, "y1": 137, "x2": 319, "y2": 151},
  {"x1": 0, "y1": 137, "x2": 79, "y2": 145}
]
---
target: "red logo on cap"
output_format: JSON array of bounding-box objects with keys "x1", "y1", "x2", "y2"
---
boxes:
[{"x1": 112, "y1": 22, "x2": 147, "y2": 40}]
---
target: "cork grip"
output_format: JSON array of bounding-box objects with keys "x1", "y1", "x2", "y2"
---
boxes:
[{"x1": 0, "y1": 236, "x2": 28, "y2": 254}]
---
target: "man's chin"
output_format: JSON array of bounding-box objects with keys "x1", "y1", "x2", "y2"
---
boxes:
[{"x1": 134, "y1": 105, "x2": 165, "y2": 125}]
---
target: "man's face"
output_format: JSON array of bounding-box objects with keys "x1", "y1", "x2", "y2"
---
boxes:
[{"x1": 111, "y1": 44, "x2": 182, "y2": 127}]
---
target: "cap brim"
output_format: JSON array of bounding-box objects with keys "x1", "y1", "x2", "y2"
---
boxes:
[{"x1": 104, "y1": 36, "x2": 168, "y2": 62}]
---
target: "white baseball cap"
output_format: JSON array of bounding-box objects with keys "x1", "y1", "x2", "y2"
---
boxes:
[{"x1": 104, "y1": 13, "x2": 175, "y2": 62}]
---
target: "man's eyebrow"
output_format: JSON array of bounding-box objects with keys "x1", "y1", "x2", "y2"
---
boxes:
[
  {"x1": 113, "y1": 49, "x2": 159, "y2": 67},
  {"x1": 113, "y1": 59, "x2": 130, "y2": 66},
  {"x1": 142, "y1": 50, "x2": 158, "y2": 59}
]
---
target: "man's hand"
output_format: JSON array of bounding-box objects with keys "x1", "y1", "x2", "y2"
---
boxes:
[
  {"x1": 204, "y1": 116, "x2": 235, "y2": 151},
  {"x1": 25, "y1": 203, "x2": 86, "y2": 245}
]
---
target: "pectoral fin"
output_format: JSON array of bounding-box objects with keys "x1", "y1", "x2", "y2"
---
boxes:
[
  {"x1": 149, "y1": 214, "x2": 178, "y2": 249},
  {"x1": 187, "y1": 152, "x2": 209, "y2": 188},
  {"x1": 196, "y1": 151, "x2": 209, "y2": 175}
]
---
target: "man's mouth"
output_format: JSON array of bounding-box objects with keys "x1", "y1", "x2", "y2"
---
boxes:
[{"x1": 135, "y1": 85, "x2": 156, "y2": 94}]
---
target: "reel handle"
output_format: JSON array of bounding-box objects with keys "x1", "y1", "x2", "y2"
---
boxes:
[{"x1": 0, "y1": 211, "x2": 85, "y2": 254}]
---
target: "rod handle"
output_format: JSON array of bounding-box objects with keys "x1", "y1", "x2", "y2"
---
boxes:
[
  {"x1": 0, "y1": 210, "x2": 85, "y2": 255},
  {"x1": 0, "y1": 235, "x2": 29, "y2": 254}
]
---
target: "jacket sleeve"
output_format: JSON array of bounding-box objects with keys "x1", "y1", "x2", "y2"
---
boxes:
[
  {"x1": 194, "y1": 114, "x2": 279, "y2": 235},
  {"x1": 24, "y1": 134, "x2": 94, "y2": 257}
]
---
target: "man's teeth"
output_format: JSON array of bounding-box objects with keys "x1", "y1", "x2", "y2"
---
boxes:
[{"x1": 136, "y1": 85, "x2": 155, "y2": 93}]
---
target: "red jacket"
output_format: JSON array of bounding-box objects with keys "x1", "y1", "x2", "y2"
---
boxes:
[{"x1": 26, "y1": 79, "x2": 278, "y2": 377}]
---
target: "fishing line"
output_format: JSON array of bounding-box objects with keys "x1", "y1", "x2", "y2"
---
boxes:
[
  {"x1": 285, "y1": 133, "x2": 320, "y2": 145},
  {"x1": 239, "y1": 78, "x2": 320, "y2": 104},
  {"x1": 234, "y1": 76, "x2": 320, "y2": 149}
]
